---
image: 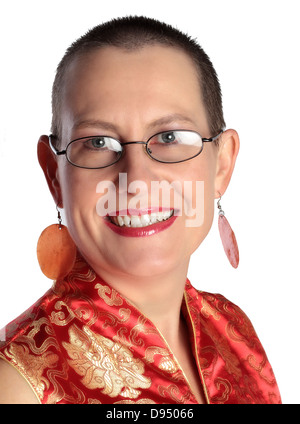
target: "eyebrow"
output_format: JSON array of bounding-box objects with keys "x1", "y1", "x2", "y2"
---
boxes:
[
  {"x1": 72, "y1": 119, "x2": 118, "y2": 132},
  {"x1": 72, "y1": 113, "x2": 196, "y2": 133},
  {"x1": 147, "y1": 113, "x2": 196, "y2": 129}
]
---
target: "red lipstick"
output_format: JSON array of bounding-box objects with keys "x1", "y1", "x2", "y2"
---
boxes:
[{"x1": 104, "y1": 208, "x2": 177, "y2": 237}]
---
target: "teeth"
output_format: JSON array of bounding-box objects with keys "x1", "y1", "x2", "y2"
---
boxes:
[
  {"x1": 123, "y1": 215, "x2": 130, "y2": 226},
  {"x1": 117, "y1": 216, "x2": 124, "y2": 226},
  {"x1": 140, "y1": 214, "x2": 151, "y2": 226},
  {"x1": 109, "y1": 211, "x2": 174, "y2": 227},
  {"x1": 131, "y1": 216, "x2": 142, "y2": 227}
]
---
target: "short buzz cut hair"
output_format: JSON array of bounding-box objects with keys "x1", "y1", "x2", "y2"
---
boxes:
[{"x1": 51, "y1": 15, "x2": 226, "y2": 145}]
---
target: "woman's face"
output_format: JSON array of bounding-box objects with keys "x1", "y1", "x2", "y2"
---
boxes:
[{"x1": 54, "y1": 45, "x2": 224, "y2": 279}]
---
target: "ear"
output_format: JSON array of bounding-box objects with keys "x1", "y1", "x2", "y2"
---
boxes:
[
  {"x1": 214, "y1": 129, "x2": 240, "y2": 197},
  {"x1": 37, "y1": 135, "x2": 63, "y2": 207}
]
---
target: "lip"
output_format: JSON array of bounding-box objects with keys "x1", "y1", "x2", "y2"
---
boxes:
[{"x1": 103, "y1": 208, "x2": 177, "y2": 237}]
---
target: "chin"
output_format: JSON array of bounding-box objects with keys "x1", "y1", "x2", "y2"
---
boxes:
[{"x1": 103, "y1": 247, "x2": 182, "y2": 280}]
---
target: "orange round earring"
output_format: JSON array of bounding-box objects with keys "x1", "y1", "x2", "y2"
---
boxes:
[{"x1": 37, "y1": 207, "x2": 77, "y2": 280}]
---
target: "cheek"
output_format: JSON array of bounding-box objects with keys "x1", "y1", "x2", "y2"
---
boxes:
[
  {"x1": 180, "y1": 156, "x2": 216, "y2": 250},
  {"x1": 59, "y1": 166, "x2": 100, "y2": 222},
  {"x1": 181, "y1": 184, "x2": 214, "y2": 257},
  {"x1": 182, "y1": 154, "x2": 215, "y2": 208}
]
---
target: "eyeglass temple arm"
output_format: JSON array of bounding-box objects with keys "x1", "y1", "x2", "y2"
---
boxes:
[
  {"x1": 202, "y1": 130, "x2": 224, "y2": 143},
  {"x1": 49, "y1": 135, "x2": 66, "y2": 155}
]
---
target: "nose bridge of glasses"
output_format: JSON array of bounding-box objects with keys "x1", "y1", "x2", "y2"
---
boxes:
[{"x1": 121, "y1": 141, "x2": 148, "y2": 147}]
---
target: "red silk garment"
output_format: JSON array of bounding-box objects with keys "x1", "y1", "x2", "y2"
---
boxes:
[{"x1": 0, "y1": 253, "x2": 281, "y2": 404}]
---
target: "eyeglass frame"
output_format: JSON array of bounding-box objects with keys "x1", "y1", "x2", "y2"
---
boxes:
[{"x1": 49, "y1": 129, "x2": 224, "y2": 169}]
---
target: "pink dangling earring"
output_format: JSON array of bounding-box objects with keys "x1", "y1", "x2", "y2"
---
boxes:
[
  {"x1": 37, "y1": 206, "x2": 77, "y2": 280},
  {"x1": 217, "y1": 193, "x2": 239, "y2": 268}
]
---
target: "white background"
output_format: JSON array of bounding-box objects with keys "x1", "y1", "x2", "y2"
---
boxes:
[{"x1": 0, "y1": 0, "x2": 299, "y2": 404}]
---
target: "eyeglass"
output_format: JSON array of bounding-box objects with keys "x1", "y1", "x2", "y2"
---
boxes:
[{"x1": 49, "y1": 129, "x2": 223, "y2": 169}]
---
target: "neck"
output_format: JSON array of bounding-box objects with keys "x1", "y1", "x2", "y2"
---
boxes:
[{"x1": 89, "y1": 259, "x2": 190, "y2": 346}]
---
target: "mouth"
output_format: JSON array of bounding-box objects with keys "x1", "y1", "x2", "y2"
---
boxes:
[
  {"x1": 107, "y1": 209, "x2": 174, "y2": 227},
  {"x1": 104, "y1": 208, "x2": 177, "y2": 237}
]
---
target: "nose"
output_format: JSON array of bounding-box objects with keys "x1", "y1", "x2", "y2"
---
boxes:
[
  {"x1": 117, "y1": 140, "x2": 157, "y2": 192},
  {"x1": 120, "y1": 141, "x2": 152, "y2": 173},
  {"x1": 121, "y1": 141, "x2": 149, "y2": 173}
]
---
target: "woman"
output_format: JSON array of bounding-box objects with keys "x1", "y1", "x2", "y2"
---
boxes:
[{"x1": 0, "y1": 16, "x2": 281, "y2": 404}]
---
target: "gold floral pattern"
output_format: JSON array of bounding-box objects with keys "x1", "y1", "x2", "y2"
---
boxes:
[
  {"x1": 62, "y1": 324, "x2": 151, "y2": 398},
  {"x1": 95, "y1": 284, "x2": 123, "y2": 306},
  {"x1": 201, "y1": 295, "x2": 221, "y2": 320},
  {"x1": 4, "y1": 342, "x2": 59, "y2": 398},
  {"x1": 145, "y1": 346, "x2": 178, "y2": 373},
  {"x1": 114, "y1": 398, "x2": 156, "y2": 404}
]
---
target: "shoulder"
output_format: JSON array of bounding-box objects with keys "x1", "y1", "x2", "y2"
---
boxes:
[
  {"x1": 0, "y1": 288, "x2": 53, "y2": 344},
  {"x1": 187, "y1": 289, "x2": 282, "y2": 404},
  {"x1": 187, "y1": 284, "x2": 246, "y2": 316},
  {"x1": 187, "y1": 286, "x2": 258, "y2": 338},
  {"x1": 0, "y1": 359, "x2": 39, "y2": 404},
  {"x1": 200, "y1": 291, "x2": 247, "y2": 314},
  {"x1": 0, "y1": 290, "x2": 54, "y2": 404},
  {"x1": 202, "y1": 291, "x2": 255, "y2": 326}
]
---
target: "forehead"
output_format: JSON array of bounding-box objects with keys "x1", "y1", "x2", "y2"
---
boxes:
[{"x1": 61, "y1": 45, "x2": 208, "y2": 137}]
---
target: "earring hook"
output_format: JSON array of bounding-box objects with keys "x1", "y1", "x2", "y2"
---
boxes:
[
  {"x1": 56, "y1": 205, "x2": 62, "y2": 229},
  {"x1": 217, "y1": 192, "x2": 225, "y2": 216}
]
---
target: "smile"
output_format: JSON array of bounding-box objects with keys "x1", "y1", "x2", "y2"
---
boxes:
[
  {"x1": 108, "y1": 210, "x2": 174, "y2": 227},
  {"x1": 104, "y1": 208, "x2": 177, "y2": 237}
]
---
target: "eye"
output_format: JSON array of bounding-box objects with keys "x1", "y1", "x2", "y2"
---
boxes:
[
  {"x1": 89, "y1": 137, "x2": 106, "y2": 149},
  {"x1": 158, "y1": 131, "x2": 177, "y2": 144},
  {"x1": 83, "y1": 137, "x2": 122, "y2": 152}
]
